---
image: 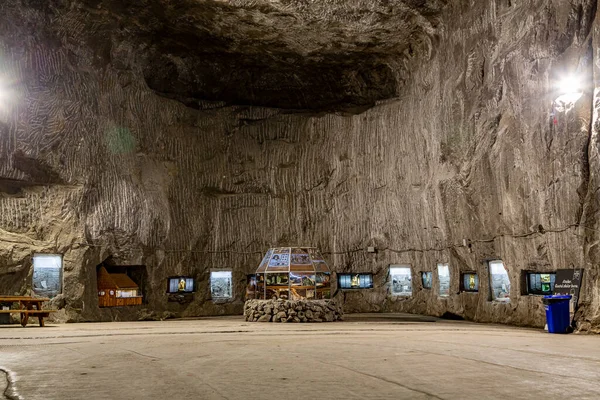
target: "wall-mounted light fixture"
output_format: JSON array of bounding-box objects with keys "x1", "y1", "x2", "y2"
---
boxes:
[
  {"x1": 551, "y1": 74, "x2": 585, "y2": 125},
  {"x1": 0, "y1": 75, "x2": 15, "y2": 118},
  {"x1": 554, "y1": 75, "x2": 584, "y2": 105}
]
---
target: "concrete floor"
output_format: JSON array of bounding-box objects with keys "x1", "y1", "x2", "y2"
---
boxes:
[{"x1": 1, "y1": 314, "x2": 599, "y2": 400}]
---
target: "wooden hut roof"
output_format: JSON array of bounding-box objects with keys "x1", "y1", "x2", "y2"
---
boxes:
[
  {"x1": 111, "y1": 274, "x2": 139, "y2": 289},
  {"x1": 97, "y1": 266, "x2": 117, "y2": 289},
  {"x1": 97, "y1": 266, "x2": 139, "y2": 290}
]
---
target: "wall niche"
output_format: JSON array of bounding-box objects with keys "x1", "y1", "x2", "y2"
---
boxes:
[
  {"x1": 96, "y1": 263, "x2": 147, "y2": 308},
  {"x1": 166, "y1": 276, "x2": 195, "y2": 303}
]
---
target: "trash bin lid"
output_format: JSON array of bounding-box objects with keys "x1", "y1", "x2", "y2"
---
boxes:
[{"x1": 543, "y1": 295, "x2": 572, "y2": 299}]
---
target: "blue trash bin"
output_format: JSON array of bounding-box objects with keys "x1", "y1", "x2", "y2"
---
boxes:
[{"x1": 543, "y1": 295, "x2": 572, "y2": 333}]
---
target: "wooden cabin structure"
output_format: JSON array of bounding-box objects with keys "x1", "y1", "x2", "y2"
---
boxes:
[{"x1": 97, "y1": 266, "x2": 143, "y2": 307}]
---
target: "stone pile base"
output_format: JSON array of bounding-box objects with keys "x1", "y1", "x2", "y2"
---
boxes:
[{"x1": 244, "y1": 299, "x2": 343, "y2": 322}]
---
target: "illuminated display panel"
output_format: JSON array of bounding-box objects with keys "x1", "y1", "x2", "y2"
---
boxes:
[{"x1": 338, "y1": 273, "x2": 373, "y2": 289}]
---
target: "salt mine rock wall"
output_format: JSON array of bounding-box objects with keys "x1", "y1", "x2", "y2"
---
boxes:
[{"x1": 0, "y1": 0, "x2": 600, "y2": 331}]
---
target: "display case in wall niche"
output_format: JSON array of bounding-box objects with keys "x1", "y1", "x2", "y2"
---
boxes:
[
  {"x1": 437, "y1": 263, "x2": 450, "y2": 297},
  {"x1": 211, "y1": 271, "x2": 233, "y2": 300},
  {"x1": 460, "y1": 272, "x2": 479, "y2": 292},
  {"x1": 338, "y1": 273, "x2": 373, "y2": 289},
  {"x1": 32, "y1": 254, "x2": 63, "y2": 298},
  {"x1": 167, "y1": 277, "x2": 195, "y2": 294},
  {"x1": 489, "y1": 260, "x2": 510, "y2": 302},
  {"x1": 524, "y1": 272, "x2": 555, "y2": 295},
  {"x1": 421, "y1": 272, "x2": 432, "y2": 289},
  {"x1": 390, "y1": 266, "x2": 412, "y2": 296},
  {"x1": 166, "y1": 276, "x2": 195, "y2": 303},
  {"x1": 97, "y1": 266, "x2": 143, "y2": 307},
  {"x1": 255, "y1": 247, "x2": 331, "y2": 300}
]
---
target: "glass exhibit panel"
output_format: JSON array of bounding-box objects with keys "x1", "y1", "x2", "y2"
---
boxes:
[
  {"x1": 268, "y1": 249, "x2": 290, "y2": 269},
  {"x1": 168, "y1": 277, "x2": 194, "y2": 293},
  {"x1": 289, "y1": 272, "x2": 302, "y2": 286},
  {"x1": 315, "y1": 261, "x2": 330, "y2": 272},
  {"x1": 421, "y1": 272, "x2": 433, "y2": 289},
  {"x1": 437, "y1": 264, "x2": 450, "y2": 297},
  {"x1": 390, "y1": 266, "x2": 412, "y2": 296},
  {"x1": 210, "y1": 271, "x2": 233, "y2": 299},
  {"x1": 359, "y1": 274, "x2": 372, "y2": 288},
  {"x1": 338, "y1": 274, "x2": 351, "y2": 288},
  {"x1": 298, "y1": 273, "x2": 316, "y2": 287},
  {"x1": 527, "y1": 272, "x2": 555, "y2": 295},
  {"x1": 256, "y1": 249, "x2": 273, "y2": 273},
  {"x1": 32, "y1": 254, "x2": 63, "y2": 298},
  {"x1": 338, "y1": 273, "x2": 372, "y2": 289},
  {"x1": 290, "y1": 249, "x2": 311, "y2": 265},
  {"x1": 290, "y1": 273, "x2": 315, "y2": 299},
  {"x1": 316, "y1": 273, "x2": 331, "y2": 288},
  {"x1": 308, "y1": 248, "x2": 324, "y2": 262},
  {"x1": 265, "y1": 273, "x2": 288, "y2": 300},
  {"x1": 255, "y1": 247, "x2": 332, "y2": 299},
  {"x1": 461, "y1": 273, "x2": 479, "y2": 292},
  {"x1": 489, "y1": 261, "x2": 510, "y2": 302},
  {"x1": 266, "y1": 273, "x2": 289, "y2": 286}
]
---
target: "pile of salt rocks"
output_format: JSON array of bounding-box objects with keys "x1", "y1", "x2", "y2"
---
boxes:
[{"x1": 244, "y1": 299, "x2": 343, "y2": 322}]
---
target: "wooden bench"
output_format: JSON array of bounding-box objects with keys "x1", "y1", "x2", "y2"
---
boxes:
[{"x1": 0, "y1": 296, "x2": 57, "y2": 327}]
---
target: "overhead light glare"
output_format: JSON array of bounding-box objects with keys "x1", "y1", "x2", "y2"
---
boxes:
[{"x1": 555, "y1": 75, "x2": 583, "y2": 104}]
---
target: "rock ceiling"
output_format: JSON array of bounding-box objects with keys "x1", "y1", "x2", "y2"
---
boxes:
[{"x1": 73, "y1": 0, "x2": 448, "y2": 110}]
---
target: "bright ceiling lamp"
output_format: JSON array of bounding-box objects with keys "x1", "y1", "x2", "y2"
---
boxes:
[
  {"x1": 0, "y1": 76, "x2": 11, "y2": 110},
  {"x1": 0, "y1": 73, "x2": 21, "y2": 122},
  {"x1": 554, "y1": 75, "x2": 584, "y2": 104}
]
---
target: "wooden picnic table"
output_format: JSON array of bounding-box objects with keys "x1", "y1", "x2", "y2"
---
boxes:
[{"x1": 0, "y1": 296, "x2": 56, "y2": 327}]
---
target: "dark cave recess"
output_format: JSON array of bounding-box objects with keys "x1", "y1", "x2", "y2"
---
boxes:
[{"x1": 72, "y1": 0, "x2": 447, "y2": 111}]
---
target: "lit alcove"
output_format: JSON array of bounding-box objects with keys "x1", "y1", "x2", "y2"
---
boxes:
[
  {"x1": 338, "y1": 273, "x2": 373, "y2": 289},
  {"x1": 489, "y1": 260, "x2": 510, "y2": 302},
  {"x1": 210, "y1": 271, "x2": 233, "y2": 300},
  {"x1": 32, "y1": 254, "x2": 63, "y2": 298},
  {"x1": 437, "y1": 263, "x2": 450, "y2": 297},
  {"x1": 421, "y1": 271, "x2": 432, "y2": 289},
  {"x1": 390, "y1": 265, "x2": 412, "y2": 296},
  {"x1": 167, "y1": 277, "x2": 195, "y2": 294},
  {"x1": 524, "y1": 272, "x2": 555, "y2": 296},
  {"x1": 461, "y1": 272, "x2": 479, "y2": 292},
  {"x1": 96, "y1": 265, "x2": 143, "y2": 307}
]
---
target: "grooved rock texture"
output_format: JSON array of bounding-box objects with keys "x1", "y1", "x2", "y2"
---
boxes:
[
  {"x1": 0, "y1": 0, "x2": 600, "y2": 331},
  {"x1": 64, "y1": 0, "x2": 446, "y2": 111}
]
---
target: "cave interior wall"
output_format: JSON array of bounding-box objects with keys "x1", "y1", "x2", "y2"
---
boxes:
[{"x1": 0, "y1": 0, "x2": 599, "y2": 330}]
